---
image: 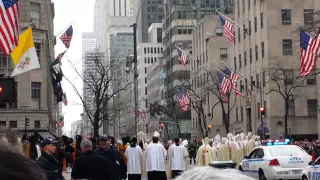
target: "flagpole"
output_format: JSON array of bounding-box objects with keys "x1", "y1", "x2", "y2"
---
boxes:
[
  {"x1": 216, "y1": 10, "x2": 246, "y2": 31},
  {"x1": 296, "y1": 22, "x2": 318, "y2": 36},
  {"x1": 174, "y1": 45, "x2": 197, "y2": 61},
  {"x1": 49, "y1": 21, "x2": 74, "y2": 43},
  {"x1": 19, "y1": 21, "x2": 35, "y2": 30}
]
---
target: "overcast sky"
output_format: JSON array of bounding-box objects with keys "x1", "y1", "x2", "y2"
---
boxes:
[{"x1": 52, "y1": 0, "x2": 95, "y2": 135}]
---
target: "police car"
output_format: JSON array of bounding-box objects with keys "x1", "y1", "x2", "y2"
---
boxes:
[
  {"x1": 300, "y1": 156, "x2": 320, "y2": 180},
  {"x1": 239, "y1": 139, "x2": 312, "y2": 180}
]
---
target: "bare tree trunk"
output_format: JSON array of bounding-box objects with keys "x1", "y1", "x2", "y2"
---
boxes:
[{"x1": 284, "y1": 101, "x2": 289, "y2": 138}]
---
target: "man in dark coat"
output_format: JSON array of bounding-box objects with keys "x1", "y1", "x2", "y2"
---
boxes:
[
  {"x1": 36, "y1": 138, "x2": 65, "y2": 180},
  {"x1": 94, "y1": 134, "x2": 127, "y2": 180},
  {"x1": 72, "y1": 140, "x2": 112, "y2": 180}
]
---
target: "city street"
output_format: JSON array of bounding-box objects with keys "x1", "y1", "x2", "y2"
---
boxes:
[{"x1": 63, "y1": 164, "x2": 199, "y2": 180}]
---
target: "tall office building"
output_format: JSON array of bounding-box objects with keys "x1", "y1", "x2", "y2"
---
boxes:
[
  {"x1": 106, "y1": 0, "x2": 135, "y2": 17},
  {"x1": 81, "y1": 33, "x2": 97, "y2": 136},
  {"x1": 135, "y1": 0, "x2": 164, "y2": 43},
  {"x1": 162, "y1": 0, "x2": 227, "y2": 138},
  {"x1": 0, "y1": 0, "x2": 59, "y2": 137},
  {"x1": 230, "y1": 0, "x2": 320, "y2": 138},
  {"x1": 94, "y1": 0, "x2": 106, "y2": 48}
]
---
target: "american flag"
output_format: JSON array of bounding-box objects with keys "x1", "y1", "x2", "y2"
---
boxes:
[
  {"x1": 219, "y1": 14, "x2": 234, "y2": 44},
  {"x1": 224, "y1": 67, "x2": 243, "y2": 96},
  {"x1": 0, "y1": 0, "x2": 19, "y2": 56},
  {"x1": 60, "y1": 25, "x2": 73, "y2": 48},
  {"x1": 177, "y1": 92, "x2": 190, "y2": 112},
  {"x1": 217, "y1": 70, "x2": 231, "y2": 95},
  {"x1": 50, "y1": 50, "x2": 67, "y2": 66},
  {"x1": 300, "y1": 31, "x2": 320, "y2": 76},
  {"x1": 177, "y1": 47, "x2": 188, "y2": 67},
  {"x1": 62, "y1": 93, "x2": 68, "y2": 106}
]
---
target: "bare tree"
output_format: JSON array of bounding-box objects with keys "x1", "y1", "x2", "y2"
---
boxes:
[
  {"x1": 264, "y1": 61, "x2": 309, "y2": 138},
  {"x1": 206, "y1": 70, "x2": 237, "y2": 134},
  {"x1": 64, "y1": 50, "x2": 131, "y2": 138}
]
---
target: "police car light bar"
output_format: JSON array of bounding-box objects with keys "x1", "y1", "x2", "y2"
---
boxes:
[{"x1": 261, "y1": 139, "x2": 290, "y2": 146}]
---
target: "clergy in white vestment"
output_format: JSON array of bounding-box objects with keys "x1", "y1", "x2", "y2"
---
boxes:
[
  {"x1": 125, "y1": 137, "x2": 143, "y2": 180},
  {"x1": 145, "y1": 131, "x2": 167, "y2": 180},
  {"x1": 168, "y1": 138, "x2": 189, "y2": 179}
]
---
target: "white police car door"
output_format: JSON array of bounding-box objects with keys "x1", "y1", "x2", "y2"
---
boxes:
[
  {"x1": 310, "y1": 157, "x2": 320, "y2": 180},
  {"x1": 242, "y1": 149, "x2": 259, "y2": 178}
]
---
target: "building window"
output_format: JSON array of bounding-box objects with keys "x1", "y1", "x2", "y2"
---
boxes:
[
  {"x1": 238, "y1": 28, "x2": 241, "y2": 42},
  {"x1": 0, "y1": 121, "x2": 6, "y2": 126},
  {"x1": 262, "y1": 71, "x2": 266, "y2": 87},
  {"x1": 284, "y1": 70, "x2": 293, "y2": 85},
  {"x1": 288, "y1": 100, "x2": 295, "y2": 116},
  {"x1": 236, "y1": 108, "x2": 238, "y2": 121},
  {"x1": 147, "y1": 58, "x2": 150, "y2": 63},
  {"x1": 282, "y1": 39, "x2": 292, "y2": 55},
  {"x1": 34, "y1": 121, "x2": 40, "y2": 129},
  {"x1": 256, "y1": 74, "x2": 260, "y2": 88},
  {"x1": 0, "y1": 50, "x2": 11, "y2": 68},
  {"x1": 234, "y1": 57, "x2": 237, "y2": 70},
  {"x1": 216, "y1": 27, "x2": 223, "y2": 36},
  {"x1": 257, "y1": 102, "x2": 260, "y2": 118},
  {"x1": 145, "y1": 77, "x2": 147, "y2": 83},
  {"x1": 144, "y1": 48, "x2": 146, "y2": 53},
  {"x1": 244, "y1": 51, "x2": 247, "y2": 66},
  {"x1": 30, "y1": 2, "x2": 41, "y2": 28},
  {"x1": 9, "y1": 121, "x2": 17, "y2": 128},
  {"x1": 307, "y1": 99, "x2": 317, "y2": 116},
  {"x1": 243, "y1": 24, "x2": 246, "y2": 39},
  {"x1": 261, "y1": 12, "x2": 264, "y2": 29},
  {"x1": 239, "y1": 54, "x2": 242, "y2": 68},
  {"x1": 281, "y1": 9, "x2": 291, "y2": 25},
  {"x1": 250, "y1": 76, "x2": 253, "y2": 90},
  {"x1": 157, "y1": 28, "x2": 162, "y2": 43},
  {"x1": 245, "y1": 79, "x2": 248, "y2": 92},
  {"x1": 307, "y1": 75, "x2": 316, "y2": 85},
  {"x1": 220, "y1": 48, "x2": 228, "y2": 60},
  {"x1": 261, "y1": 42, "x2": 265, "y2": 58},
  {"x1": 255, "y1": 45, "x2": 258, "y2": 61},
  {"x1": 151, "y1": 48, "x2": 153, "y2": 53},
  {"x1": 254, "y1": 17, "x2": 257, "y2": 32},
  {"x1": 144, "y1": 67, "x2": 147, "y2": 73},
  {"x1": 304, "y1": 9, "x2": 314, "y2": 25},
  {"x1": 248, "y1": 21, "x2": 251, "y2": 35},
  {"x1": 145, "y1": 87, "x2": 147, "y2": 95},
  {"x1": 31, "y1": 82, "x2": 41, "y2": 109},
  {"x1": 144, "y1": 57, "x2": 147, "y2": 63},
  {"x1": 249, "y1": 48, "x2": 252, "y2": 63},
  {"x1": 240, "y1": 107, "x2": 243, "y2": 121},
  {"x1": 248, "y1": 0, "x2": 250, "y2": 9},
  {"x1": 34, "y1": 43, "x2": 41, "y2": 63}
]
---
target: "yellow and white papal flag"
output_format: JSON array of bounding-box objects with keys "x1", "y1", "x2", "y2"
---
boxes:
[{"x1": 10, "y1": 27, "x2": 40, "y2": 77}]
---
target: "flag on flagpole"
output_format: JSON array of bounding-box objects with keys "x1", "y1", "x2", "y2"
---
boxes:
[
  {"x1": 0, "y1": 0, "x2": 19, "y2": 56},
  {"x1": 219, "y1": 14, "x2": 235, "y2": 44},
  {"x1": 10, "y1": 28, "x2": 40, "y2": 77},
  {"x1": 217, "y1": 70, "x2": 231, "y2": 95},
  {"x1": 62, "y1": 93, "x2": 68, "y2": 105},
  {"x1": 60, "y1": 25, "x2": 73, "y2": 48},
  {"x1": 50, "y1": 50, "x2": 67, "y2": 66},
  {"x1": 177, "y1": 47, "x2": 188, "y2": 67},
  {"x1": 300, "y1": 31, "x2": 320, "y2": 76},
  {"x1": 177, "y1": 92, "x2": 190, "y2": 112},
  {"x1": 224, "y1": 67, "x2": 243, "y2": 97}
]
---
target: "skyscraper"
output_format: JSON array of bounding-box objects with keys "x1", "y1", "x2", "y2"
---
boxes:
[
  {"x1": 106, "y1": 0, "x2": 135, "y2": 17},
  {"x1": 94, "y1": 0, "x2": 106, "y2": 48}
]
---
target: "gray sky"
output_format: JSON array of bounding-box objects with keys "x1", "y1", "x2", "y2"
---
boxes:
[{"x1": 52, "y1": 0, "x2": 94, "y2": 135}]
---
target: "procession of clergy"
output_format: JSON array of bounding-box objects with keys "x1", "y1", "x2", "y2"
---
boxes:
[{"x1": 122, "y1": 130, "x2": 261, "y2": 180}]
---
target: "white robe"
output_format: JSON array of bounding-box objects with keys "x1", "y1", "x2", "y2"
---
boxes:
[
  {"x1": 145, "y1": 143, "x2": 167, "y2": 172},
  {"x1": 169, "y1": 145, "x2": 188, "y2": 171},
  {"x1": 125, "y1": 146, "x2": 143, "y2": 174}
]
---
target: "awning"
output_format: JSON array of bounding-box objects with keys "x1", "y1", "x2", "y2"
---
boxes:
[{"x1": 37, "y1": 132, "x2": 58, "y2": 140}]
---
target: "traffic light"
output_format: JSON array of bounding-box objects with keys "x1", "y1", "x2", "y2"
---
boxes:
[
  {"x1": 208, "y1": 124, "x2": 212, "y2": 129},
  {"x1": 260, "y1": 106, "x2": 265, "y2": 116},
  {"x1": 25, "y1": 117, "x2": 29, "y2": 127},
  {"x1": 160, "y1": 123, "x2": 164, "y2": 128}
]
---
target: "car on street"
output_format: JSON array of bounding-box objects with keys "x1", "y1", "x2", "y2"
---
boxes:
[
  {"x1": 300, "y1": 156, "x2": 320, "y2": 180},
  {"x1": 239, "y1": 140, "x2": 312, "y2": 180}
]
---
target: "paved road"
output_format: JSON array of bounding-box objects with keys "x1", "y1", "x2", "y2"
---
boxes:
[{"x1": 63, "y1": 164, "x2": 199, "y2": 180}]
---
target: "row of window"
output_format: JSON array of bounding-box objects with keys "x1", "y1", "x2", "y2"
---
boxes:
[
  {"x1": 144, "y1": 47, "x2": 163, "y2": 54},
  {"x1": 144, "y1": 57, "x2": 159, "y2": 64},
  {"x1": 0, "y1": 120, "x2": 41, "y2": 129}
]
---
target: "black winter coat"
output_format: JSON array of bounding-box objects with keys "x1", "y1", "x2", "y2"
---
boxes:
[
  {"x1": 94, "y1": 147, "x2": 127, "y2": 180},
  {"x1": 36, "y1": 151, "x2": 65, "y2": 180},
  {"x1": 71, "y1": 150, "x2": 113, "y2": 180}
]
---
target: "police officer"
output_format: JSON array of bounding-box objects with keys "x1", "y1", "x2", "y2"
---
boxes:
[
  {"x1": 94, "y1": 134, "x2": 127, "y2": 180},
  {"x1": 36, "y1": 138, "x2": 64, "y2": 180}
]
